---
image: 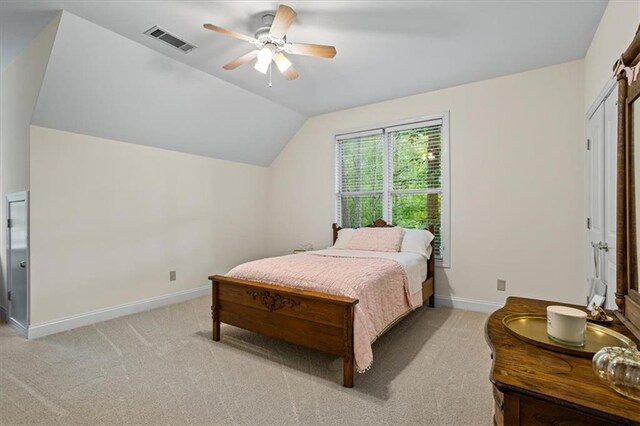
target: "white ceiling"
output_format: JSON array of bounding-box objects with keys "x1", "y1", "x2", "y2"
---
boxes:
[
  {"x1": 31, "y1": 11, "x2": 306, "y2": 166},
  {"x1": 0, "y1": 7, "x2": 59, "y2": 71},
  {"x1": 1, "y1": 1, "x2": 607, "y2": 116}
]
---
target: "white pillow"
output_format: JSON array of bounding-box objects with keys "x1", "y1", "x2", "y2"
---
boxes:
[
  {"x1": 400, "y1": 228, "x2": 435, "y2": 259},
  {"x1": 332, "y1": 228, "x2": 355, "y2": 249}
]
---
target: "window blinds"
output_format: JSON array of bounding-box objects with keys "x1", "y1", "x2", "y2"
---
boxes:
[
  {"x1": 387, "y1": 120, "x2": 444, "y2": 258},
  {"x1": 335, "y1": 118, "x2": 446, "y2": 259},
  {"x1": 337, "y1": 130, "x2": 384, "y2": 193},
  {"x1": 389, "y1": 121, "x2": 443, "y2": 191},
  {"x1": 336, "y1": 130, "x2": 385, "y2": 228}
]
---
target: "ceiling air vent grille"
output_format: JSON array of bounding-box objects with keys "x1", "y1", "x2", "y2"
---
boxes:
[{"x1": 144, "y1": 26, "x2": 196, "y2": 53}]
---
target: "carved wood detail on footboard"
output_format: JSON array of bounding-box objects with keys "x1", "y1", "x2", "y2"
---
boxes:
[
  {"x1": 209, "y1": 275, "x2": 359, "y2": 387},
  {"x1": 245, "y1": 289, "x2": 301, "y2": 312}
]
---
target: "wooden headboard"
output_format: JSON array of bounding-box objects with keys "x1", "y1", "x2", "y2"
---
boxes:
[{"x1": 331, "y1": 219, "x2": 436, "y2": 280}]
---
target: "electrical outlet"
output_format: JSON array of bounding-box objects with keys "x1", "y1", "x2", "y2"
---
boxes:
[
  {"x1": 170, "y1": 271, "x2": 177, "y2": 282},
  {"x1": 497, "y1": 279, "x2": 506, "y2": 292}
]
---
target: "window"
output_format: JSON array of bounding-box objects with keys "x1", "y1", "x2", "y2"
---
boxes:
[{"x1": 335, "y1": 113, "x2": 450, "y2": 266}]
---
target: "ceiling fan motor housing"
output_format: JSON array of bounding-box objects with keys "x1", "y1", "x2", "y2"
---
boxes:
[
  {"x1": 261, "y1": 13, "x2": 275, "y2": 26},
  {"x1": 254, "y1": 13, "x2": 287, "y2": 51}
]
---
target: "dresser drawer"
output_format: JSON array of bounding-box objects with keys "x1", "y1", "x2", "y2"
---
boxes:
[
  {"x1": 493, "y1": 385, "x2": 619, "y2": 426},
  {"x1": 492, "y1": 386, "x2": 504, "y2": 426}
]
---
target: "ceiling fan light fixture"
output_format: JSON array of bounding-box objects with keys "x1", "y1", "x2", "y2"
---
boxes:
[
  {"x1": 273, "y1": 52, "x2": 292, "y2": 72},
  {"x1": 204, "y1": 4, "x2": 336, "y2": 82},
  {"x1": 254, "y1": 46, "x2": 274, "y2": 74},
  {"x1": 254, "y1": 59, "x2": 270, "y2": 74}
]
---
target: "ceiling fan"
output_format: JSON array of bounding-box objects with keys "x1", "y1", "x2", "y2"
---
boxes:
[{"x1": 203, "y1": 4, "x2": 337, "y2": 81}]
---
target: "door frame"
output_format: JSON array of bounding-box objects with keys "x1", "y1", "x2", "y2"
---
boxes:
[
  {"x1": 586, "y1": 77, "x2": 618, "y2": 308},
  {"x1": 586, "y1": 102, "x2": 605, "y2": 302},
  {"x1": 6, "y1": 191, "x2": 29, "y2": 336}
]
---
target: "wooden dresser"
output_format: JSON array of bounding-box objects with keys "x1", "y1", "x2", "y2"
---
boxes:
[{"x1": 486, "y1": 297, "x2": 640, "y2": 425}]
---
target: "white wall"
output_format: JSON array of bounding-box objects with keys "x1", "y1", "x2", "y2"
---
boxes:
[
  {"x1": 29, "y1": 126, "x2": 268, "y2": 325},
  {"x1": 8, "y1": 4, "x2": 622, "y2": 328},
  {"x1": 267, "y1": 60, "x2": 586, "y2": 306},
  {"x1": 0, "y1": 14, "x2": 59, "y2": 313},
  {"x1": 584, "y1": 0, "x2": 640, "y2": 109}
]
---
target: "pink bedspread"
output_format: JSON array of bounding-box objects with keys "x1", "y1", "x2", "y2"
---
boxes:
[{"x1": 226, "y1": 253, "x2": 413, "y2": 372}]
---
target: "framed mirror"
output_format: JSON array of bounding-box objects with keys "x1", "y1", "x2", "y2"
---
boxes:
[
  {"x1": 616, "y1": 26, "x2": 640, "y2": 339},
  {"x1": 630, "y1": 88, "x2": 640, "y2": 301},
  {"x1": 634, "y1": 92, "x2": 640, "y2": 300}
]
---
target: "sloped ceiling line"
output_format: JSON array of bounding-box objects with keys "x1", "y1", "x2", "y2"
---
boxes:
[{"x1": 31, "y1": 11, "x2": 307, "y2": 167}]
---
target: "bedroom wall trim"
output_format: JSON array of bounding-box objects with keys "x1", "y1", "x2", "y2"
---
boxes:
[
  {"x1": 434, "y1": 295, "x2": 503, "y2": 313},
  {"x1": 27, "y1": 285, "x2": 211, "y2": 339}
]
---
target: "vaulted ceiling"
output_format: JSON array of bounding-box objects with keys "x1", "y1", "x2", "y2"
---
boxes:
[
  {"x1": 2, "y1": 1, "x2": 607, "y2": 116},
  {"x1": 31, "y1": 11, "x2": 306, "y2": 166},
  {"x1": 0, "y1": 1, "x2": 607, "y2": 166}
]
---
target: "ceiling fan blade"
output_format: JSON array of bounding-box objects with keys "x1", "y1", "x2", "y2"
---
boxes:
[
  {"x1": 223, "y1": 50, "x2": 259, "y2": 70},
  {"x1": 281, "y1": 63, "x2": 299, "y2": 81},
  {"x1": 269, "y1": 5, "x2": 297, "y2": 39},
  {"x1": 203, "y1": 24, "x2": 255, "y2": 43},
  {"x1": 287, "y1": 43, "x2": 336, "y2": 59}
]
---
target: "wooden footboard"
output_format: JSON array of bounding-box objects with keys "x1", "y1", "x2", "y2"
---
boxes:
[
  {"x1": 209, "y1": 220, "x2": 436, "y2": 388},
  {"x1": 209, "y1": 275, "x2": 359, "y2": 387}
]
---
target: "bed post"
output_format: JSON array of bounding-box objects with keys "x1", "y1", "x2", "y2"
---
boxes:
[
  {"x1": 343, "y1": 303, "x2": 355, "y2": 388},
  {"x1": 428, "y1": 225, "x2": 436, "y2": 308},
  {"x1": 332, "y1": 223, "x2": 342, "y2": 245},
  {"x1": 212, "y1": 279, "x2": 220, "y2": 341}
]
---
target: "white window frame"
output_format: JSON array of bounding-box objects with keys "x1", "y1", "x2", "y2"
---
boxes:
[{"x1": 333, "y1": 112, "x2": 450, "y2": 268}]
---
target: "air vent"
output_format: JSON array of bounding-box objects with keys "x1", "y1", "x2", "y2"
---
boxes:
[{"x1": 144, "y1": 26, "x2": 196, "y2": 53}]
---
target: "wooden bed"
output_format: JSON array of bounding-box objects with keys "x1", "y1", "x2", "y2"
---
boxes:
[{"x1": 208, "y1": 219, "x2": 436, "y2": 387}]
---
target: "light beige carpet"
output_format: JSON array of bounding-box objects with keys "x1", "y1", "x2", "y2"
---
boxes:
[{"x1": 0, "y1": 296, "x2": 493, "y2": 425}]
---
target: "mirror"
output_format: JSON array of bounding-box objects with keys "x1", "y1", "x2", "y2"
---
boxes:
[
  {"x1": 636, "y1": 98, "x2": 640, "y2": 297},
  {"x1": 630, "y1": 89, "x2": 640, "y2": 304},
  {"x1": 616, "y1": 27, "x2": 640, "y2": 340}
]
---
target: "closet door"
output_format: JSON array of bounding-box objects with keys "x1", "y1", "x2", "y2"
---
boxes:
[
  {"x1": 586, "y1": 87, "x2": 618, "y2": 309},
  {"x1": 586, "y1": 103, "x2": 605, "y2": 300},
  {"x1": 603, "y1": 89, "x2": 618, "y2": 309}
]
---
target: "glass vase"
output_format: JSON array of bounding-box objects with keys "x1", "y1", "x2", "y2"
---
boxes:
[{"x1": 592, "y1": 346, "x2": 640, "y2": 401}]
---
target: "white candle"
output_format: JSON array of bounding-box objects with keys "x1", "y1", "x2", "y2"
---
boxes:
[{"x1": 547, "y1": 305, "x2": 587, "y2": 346}]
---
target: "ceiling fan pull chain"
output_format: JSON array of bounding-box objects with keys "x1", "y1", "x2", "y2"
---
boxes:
[{"x1": 269, "y1": 62, "x2": 273, "y2": 88}]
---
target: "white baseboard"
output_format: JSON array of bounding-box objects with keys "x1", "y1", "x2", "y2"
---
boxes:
[
  {"x1": 22, "y1": 288, "x2": 498, "y2": 337},
  {"x1": 434, "y1": 295, "x2": 502, "y2": 313},
  {"x1": 8, "y1": 317, "x2": 28, "y2": 337},
  {"x1": 1, "y1": 305, "x2": 29, "y2": 337},
  {"x1": 28, "y1": 285, "x2": 211, "y2": 339}
]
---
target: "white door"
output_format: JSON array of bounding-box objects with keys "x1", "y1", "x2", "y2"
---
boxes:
[
  {"x1": 586, "y1": 87, "x2": 617, "y2": 309},
  {"x1": 587, "y1": 103, "x2": 605, "y2": 301},
  {"x1": 7, "y1": 192, "x2": 29, "y2": 335},
  {"x1": 603, "y1": 90, "x2": 618, "y2": 309}
]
